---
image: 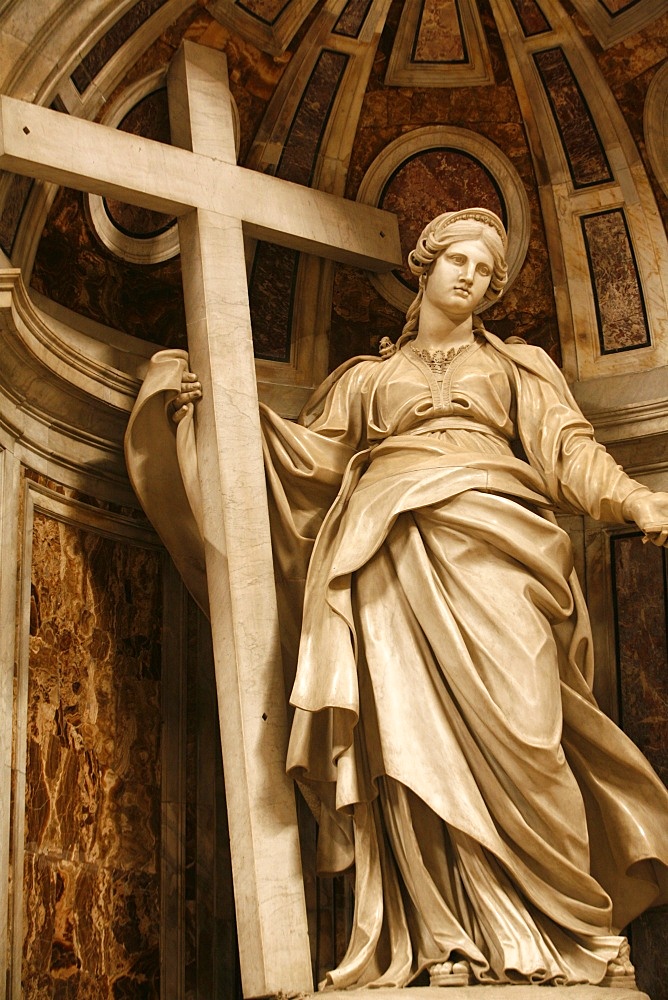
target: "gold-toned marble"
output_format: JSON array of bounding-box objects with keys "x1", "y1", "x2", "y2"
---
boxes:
[
  {"x1": 128, "y1": 211, "x2": 668, "y2": 991},
  {"x1": 23, "y1": 509, "x2": 163, "y2": 996}
]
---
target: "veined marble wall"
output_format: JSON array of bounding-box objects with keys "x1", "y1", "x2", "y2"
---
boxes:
[
  {"x1": 2, "y1": 470, "x2": 237, "y2": 999},
  {"x1": 23, "y1": 505, "x2": 163, "y2": 997}
]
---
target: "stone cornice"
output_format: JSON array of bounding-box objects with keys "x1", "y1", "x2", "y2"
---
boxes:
[
  {"x1": 572, "y1": 367, "x2": 668, "y2": 485},
  {"x1": 0, "y1": 268, "x2": 144, "y2": 502}
]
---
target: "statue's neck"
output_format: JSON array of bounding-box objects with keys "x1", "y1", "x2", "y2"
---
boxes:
[{"x1": 413, "y1": 305, "x2": 474, "y2": 352}]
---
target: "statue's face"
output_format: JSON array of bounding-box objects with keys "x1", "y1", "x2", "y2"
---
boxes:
[{"x1": 424, "y1": 238, "x2": 494, "y2": 321}]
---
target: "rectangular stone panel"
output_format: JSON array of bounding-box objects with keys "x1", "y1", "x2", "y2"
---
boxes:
[
  {"x1": 508, "y1": 0, "x2": 551, "y2": 36},
  {"x1": 249, "y1": 242, "x2": 299, "y2": 361},
  {"x1": 276, "y1": 50, "x2": 349, "y2": 186},
  {"x1": 250, "y1": 50, "x2": 349, "y2": 362},
  {"x1": 581, "y1": 210, "x2": 651, "y2": 354},
  {"x1": 333, "y1": 0, "x2": 374, "y2": 37},
  {"x1": 611, "y1": 532, "x2": 668, "y2": 783},
  {"x1": 0, "y1": 173, "x2": 33, "y2": 255},
  {"x1": 611, "y1": 531, "x2": 668, "y2": 1000},
  {"x1": 533, "y1": 47, "x2": 613, "y2": 188},
  {"x1": 413, "y1": 0, "x2": 467, "y2": 63},
  {"x1": 71, "y1": 0, "x2": 169, "y2": 92},
  {"x1": 601, "y1": 0, "x2": 641, "y2": 12}
]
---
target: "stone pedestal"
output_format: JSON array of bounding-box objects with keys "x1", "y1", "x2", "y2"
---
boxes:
[{"x1": 297, "y1": 988, "x2": 649, "y2": 1000}]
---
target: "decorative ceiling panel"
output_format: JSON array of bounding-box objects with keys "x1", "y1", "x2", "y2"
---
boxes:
[
  {"x1": 205, "y1": 0, "x2": 321, "y2": 54},
  {"x1": 385, "y1": 0, "x2": 494, "y2": 87}
]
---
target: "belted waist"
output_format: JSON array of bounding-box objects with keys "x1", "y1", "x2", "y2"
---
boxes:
[{"x1": 382, "y1": 417, "x2": 509, "y2": 443}]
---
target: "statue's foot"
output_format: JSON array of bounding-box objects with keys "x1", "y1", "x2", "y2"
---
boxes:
[
  {"x1": 600, "y1": 939, "x2": 637, "y2": 989},
  {"x1": 429, "y1": 958, "x2": 473, "y2": 987}
]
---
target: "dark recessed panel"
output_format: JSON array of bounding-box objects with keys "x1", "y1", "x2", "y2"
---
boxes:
[
  {"x1": 508, "y1": 0, "x2": 551, "y2": 36},
  {"x1": 534, "y1": 47, "x2": 613, "y2": 188},
  {"x1": 71, "y1": 0, "x2": 170, "y2": 93},
  {"x1": 581, "y1": 209, "x2": 650, "y2": 353}
]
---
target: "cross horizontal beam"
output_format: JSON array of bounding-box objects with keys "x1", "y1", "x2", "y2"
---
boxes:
[{"x1": 0, "y1": 94, "x2": 401, "y2": 270}]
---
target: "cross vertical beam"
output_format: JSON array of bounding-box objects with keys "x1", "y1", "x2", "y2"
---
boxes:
[
  {"x1": 0, "y1": 38, "x2": 401, "y2": 997},
  {"x1": 167, "y1": 43, "x2": 312, "y2": 996}
]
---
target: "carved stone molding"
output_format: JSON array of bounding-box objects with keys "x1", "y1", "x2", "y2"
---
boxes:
[
  {"x1": 205, "y1": 0, "x2": 320, "y2": 56},
  {"x1": 567, "y1": 0, "x2": 668, "y2": 51},
  {"x1": 645, "y1": 60, "x2": 668, "y2": 202},
  {"x1": 85, "y1": 70, "x2": 180, "y2": 265},
  {"x1": 573, "y1": 367, "x2": 668, "y2": 487},
  {"x1": 0, "y1": 268, "x2": 146, "y2": 501}
]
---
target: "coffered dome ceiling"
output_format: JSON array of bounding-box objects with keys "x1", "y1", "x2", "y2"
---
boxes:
[{"x1": 0, "y1": 0, "x2": 666, "y2": 394}]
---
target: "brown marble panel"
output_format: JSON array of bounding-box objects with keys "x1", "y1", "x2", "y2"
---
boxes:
[
  {"x1": 581, "y1": 12, "x2": 668, "y2": 231},
  {"x1": 508, "y1": 0, "x2": 551, "y2": 36},
  {"x1": 0, "y1": 173, "x2": 33, "y2": 256},
  {"x1": 71, "y1": 0, "x2": 172, "y2": 93},
  {"x1": 236, "y1": 0, "x2": 292, "y2": 26},
  {"x1": 249, "y1": 243, "x2": 298, "y2": 360},
  {"x1": 333, "y1": 0, "x2": 374, "y2": 38},
  {"x1": 277, "y1": 50, "x2": 349, "y2": 186},
  {"x1": 247, "y1": 49, "x2": 348, "y2": 361},
  {"x1": 612, "y1": 532, "x2": 668, "y2": 784},
  {"x1": 612, "y1": 532, "x2": 668, "y2": 998},
  {"x1": 533, "y1": 47, "x2": 613, "y2": 188},
  {"x1": 413, "y1": 0, "x2": 466, "y2": 63},
  {"x1": 23, "y1": 511, "x2": 163, "y2": 997},
  {"x1": 581, "y1": 210, "x2": 650, "y2": 353},
  {"x1": 631, "y1": 905, "x2": 668, "y2": 1000}
]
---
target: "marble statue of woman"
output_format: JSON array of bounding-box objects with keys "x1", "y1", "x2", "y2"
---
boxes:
[{"x1": 126, "y1": 208, "x2": 668, "y2": 989}]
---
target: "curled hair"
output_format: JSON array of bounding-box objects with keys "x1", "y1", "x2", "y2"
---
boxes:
[{"x1": 400, "y1": 209, "x2": 508, "y2": 341}]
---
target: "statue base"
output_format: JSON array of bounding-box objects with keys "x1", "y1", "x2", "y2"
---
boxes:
[{"x1": 292, "y1": 988, "x2": 650, "y2": 1000}]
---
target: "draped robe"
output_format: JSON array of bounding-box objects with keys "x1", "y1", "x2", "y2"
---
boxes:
[{"x1": 125, "y1": 328, "x2": 668, "y2": 989}]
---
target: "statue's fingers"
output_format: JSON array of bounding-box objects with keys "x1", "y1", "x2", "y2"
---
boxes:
[
  {"x1": 172, "y1": 402, "x2": 190, "y2": 424},
  {"x1": 643, "y1": 527, "x2": 668, "y2": 547},
  {"x1": 181, "y1": 381, "x2": 201, "y2": 396}
]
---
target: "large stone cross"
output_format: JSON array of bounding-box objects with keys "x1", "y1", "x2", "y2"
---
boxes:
[{"x1": 0, "y1": 40, "x2": 401, "y2": 997}]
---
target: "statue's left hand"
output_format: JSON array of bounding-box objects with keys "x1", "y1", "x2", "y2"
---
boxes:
[
  {"x1": 170, "y1": 371, "x2": 202, "y2": 424},
  {"x1": 626, "y1": 491, "x2": 668, "y2": 547}
]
